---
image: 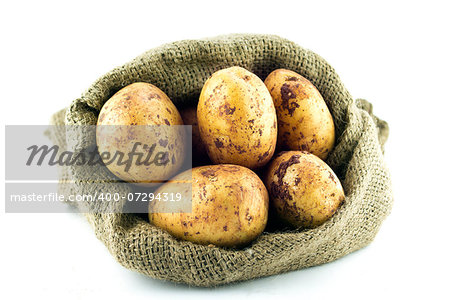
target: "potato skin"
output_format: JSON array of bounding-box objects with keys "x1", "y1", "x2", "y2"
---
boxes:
[
  {"x1": 96, "y1": 82, "x2": 184, "y2": 185},
  {"x1": 198, "y1": 66, "x2": 277, "y2": 169},
  {"x1": 149, "y1": 164, "x2": 269, "y2": 247},
  {"x1": 179, "y1": 106, "x2": 208, "y2": 165},
  {"x1": 265, "y1": 151, "x2": 345, "y2": 228},
  {"x1": 264, "y1": 69, "x2": 335, "y2": 160}
]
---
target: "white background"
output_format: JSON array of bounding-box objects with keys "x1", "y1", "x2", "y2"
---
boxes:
[{"x1": 1, "y1": 1, "x2": 449, "y2": 299}]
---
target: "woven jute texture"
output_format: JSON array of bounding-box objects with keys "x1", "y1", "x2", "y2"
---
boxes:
[{"x1": 49, "y1": 34, "x2": 392, "y2": 287}]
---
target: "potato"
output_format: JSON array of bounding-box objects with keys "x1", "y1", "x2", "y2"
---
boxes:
[
  {"x1": 264, "y1": 151, "x2": 345, "y2": 228},
  {"x1": 179, "y1": 106, "x2": 208, "y2": 165},
  {"x1": 198, "y1": 66, "x2": 277, "y2": 169},
  {"x1": 149, "y1": 164, "x2": 269, "y2": 247},
  {"x1": 96, "y1": 82, "x2": 184, "y2": 185},
  {"x1": 264, "y1": 69, "x2": 335, "y2": 160}
]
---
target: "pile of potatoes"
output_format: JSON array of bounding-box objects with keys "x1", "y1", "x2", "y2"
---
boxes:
[{"x1": 97, "y1": 66, "x2": 345, "y2": 248}]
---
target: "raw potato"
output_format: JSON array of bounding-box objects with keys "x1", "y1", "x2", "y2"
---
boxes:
[
  {"x1": 149, "y1": 164, "x2": 269, "y2": 247},
  {"x1": 179, "y1": 106, "x2": 208, "y2": 165},
  {"x1": 264, "y1": 69, "x2": 335, "y2": 160},
  {"x1": 198, "y1": 66, "x2": 277, "y2": 169},
  {"x1": 265, "y1": 151, "x2": 345, "y2": 228},
  {"x1": 96, "y1": 82, "x2": 184, "y2": 185}
]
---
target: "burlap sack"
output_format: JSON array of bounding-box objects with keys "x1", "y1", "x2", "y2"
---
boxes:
[{"x1": 49, "y1": 34, "x2": 392, "y2": 287}]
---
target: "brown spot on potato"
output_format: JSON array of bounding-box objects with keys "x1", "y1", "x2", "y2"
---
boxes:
[
  {"x1": 219, "y1": 165, "x2": 241, "y2": 172},
  {"x1": 245, "y1": 210, "x2": 253, "y2": 224},
  {"x1": 258, "y1": 150, "x2": 270, "y2": 162},
  {"x1": 214, "y1": 139, "x2": 224, "y2": 148},
  {"x1": 280, "y1": 83, "x2": 296, "y2": 102},
  {"x1": 254, "y1": 139, "x2": 261, "y2": 148},
  {"x1": 201, "y1": 168, "x2": 216, "y2": 177},
  {"x1": 226, "y1": 106, "x2": 236, "y2": 115},
  {"x1": 271, "y1": 154, "x2": 301, "y2": 201},
  {"x1": 300, "y1": 144, "x2": 309, "y2": 151},
  {"x1": 234, "y1": 144, "x2": 246, "y2": 154},
  {"x1": 287, "y1": 102, "x2": 300, "y2": 116},
  {"x1": 219, "y1": 103, "x2": 236, "y2": 116},
  {"x1": 328, "y1": 171, "x2": 337, "y2": 183}
]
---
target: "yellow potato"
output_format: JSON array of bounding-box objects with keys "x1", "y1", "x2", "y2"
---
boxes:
[
  {"x1": 265, "y1": 151, "x2": 345, "y2": 228},
  {"x1": 198, "y1": 66, "x2": 277, "y2": 169},
  {"x1": 96, "y1": 82, "x2": 184, "y2": 185},
  {"x1": 264, "y1": 69, "x2": 335, "y2": 160},
  {"x1": 149, "y1": 164, "x2": 269, "y2": 247},
  {"x1": 179, "y1": 106, "x2": 208, "y2": 165}
]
